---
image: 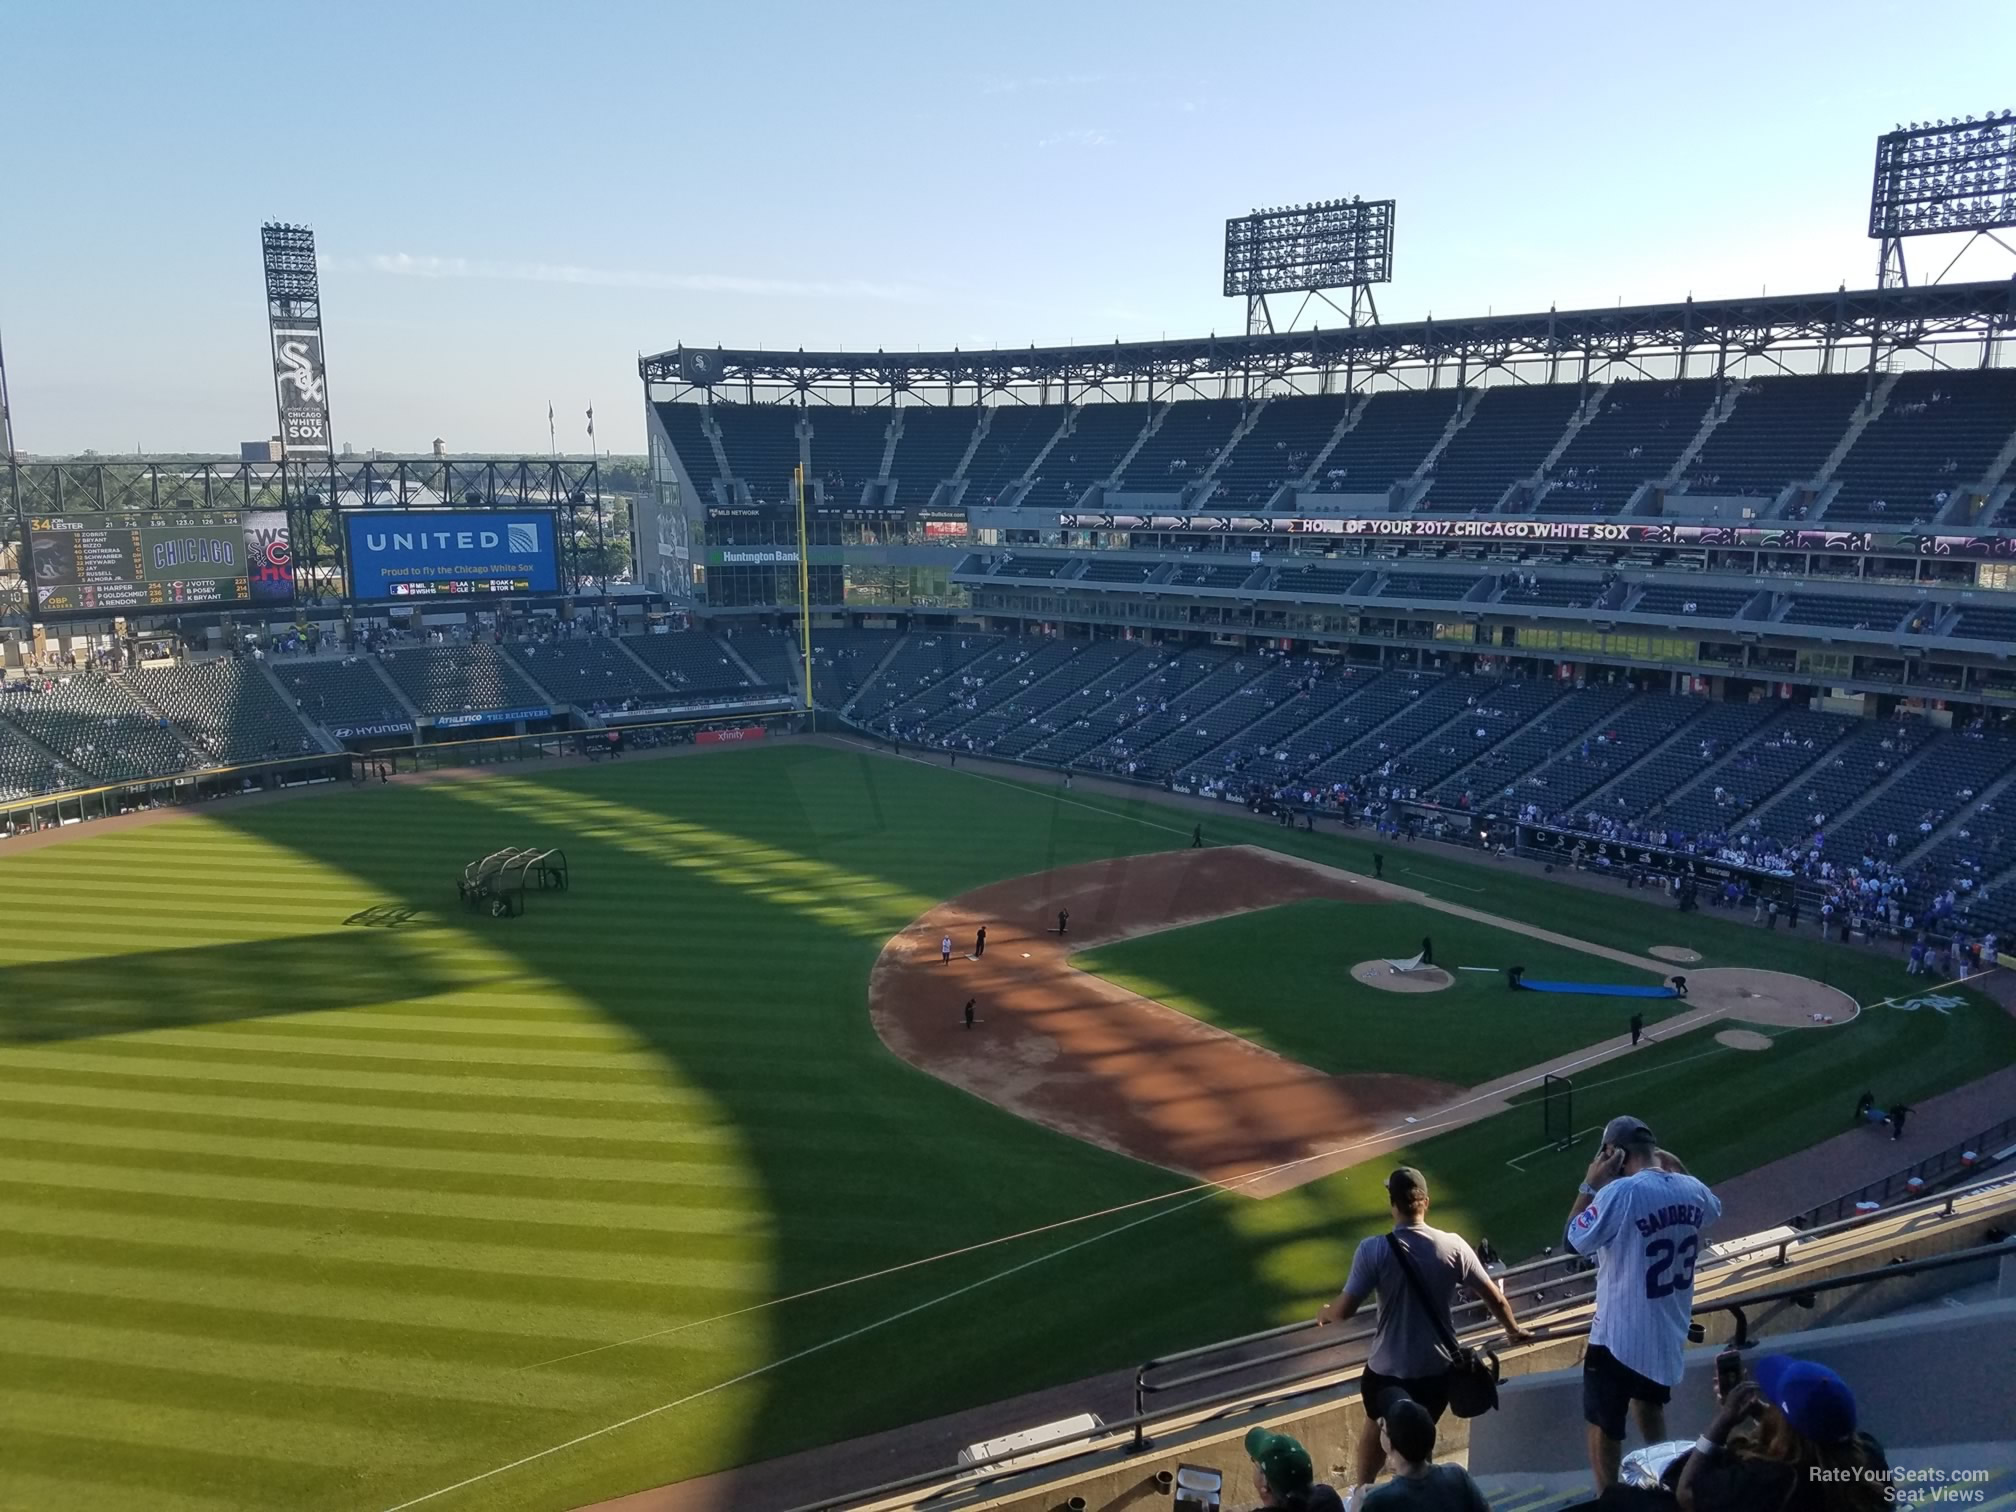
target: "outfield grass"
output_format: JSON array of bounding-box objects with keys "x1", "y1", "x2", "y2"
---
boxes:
[
  {"x1": 1, "y1": 743, "x2": 2011, "y2": 1512},
  {"x1": 1073, "y1": 899, "x2": 1679, "y2": 1082}
]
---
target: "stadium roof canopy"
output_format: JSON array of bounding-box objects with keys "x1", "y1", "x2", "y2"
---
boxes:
[{"x1": 642, "y1": 278, "x2": 2016, "y2": 401}]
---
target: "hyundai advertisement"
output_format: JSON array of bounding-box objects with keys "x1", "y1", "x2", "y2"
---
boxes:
[{"x1": 344, "y1": 511, "x2": 560, "y2": 599}]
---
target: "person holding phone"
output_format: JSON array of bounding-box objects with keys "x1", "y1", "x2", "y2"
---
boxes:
[
  {"x1": 1674, "y1": 1354, "x2": 1888, "y2": 1511},
  {"x1": 1564, "y1": 1115, "x2": 1722, "y2": 1496}
]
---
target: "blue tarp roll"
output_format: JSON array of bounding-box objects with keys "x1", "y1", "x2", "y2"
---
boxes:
[{"x1": 1516, "y1": 979, "x2": 1678, "y2": 998}]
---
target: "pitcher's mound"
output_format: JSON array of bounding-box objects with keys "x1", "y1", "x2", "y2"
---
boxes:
[
  {"x1": 1350, "y1": 960, "x2": 1454, "y2": 993},
  {"x1": 1715, "y1": 1028, "x2": 1773, "y2": 1051},
  {"x1": 1651, "y1": 945, "x2": 1704, "y2": 964}
]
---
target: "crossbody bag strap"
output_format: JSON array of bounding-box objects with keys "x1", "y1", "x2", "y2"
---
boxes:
[{"x1": 1384, "y1": 1231, "x2": 1465, "y2": 1360}]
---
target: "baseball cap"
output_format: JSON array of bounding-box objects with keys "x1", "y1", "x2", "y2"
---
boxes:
[
  {"x1": 1752, "y1": 1354, "x2": 1858, "y2": 1444},
  {"x1": 1374, "y1": 1386, "x2": 1437, "y2": 1464},
  {"x1": 1386, "y1": 1166, "x2": 1429, "y2": 1204},
  {"x1": 1601, "y1": 1115, "x2": 1655, "y2": 1149},
  {"x1": 1243, "y1": 1425, "x2": 1314, "y2": 1495}
]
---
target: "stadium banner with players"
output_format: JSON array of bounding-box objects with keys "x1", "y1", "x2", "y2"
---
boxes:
[
  {"x1": 343, "y1": 510, "x2": 560, "y2": 599},
  {"x1": 1517, "y1": 823, "x2": 1795, "y2": 892},
  {"x1": 270, "y1": 325, "x2": 333, "y2": 455},
  {"x1": 1056, "y1": 512, "x2": 2016, "y2": 559}
]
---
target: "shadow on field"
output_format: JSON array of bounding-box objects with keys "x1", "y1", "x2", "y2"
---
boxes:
[
  {"x1": 0, "y1": 930, "x2": 463, "y2": 1046},
  {"x1": 204, "y1": 742, "x2": 1313, "y2": 1507}
]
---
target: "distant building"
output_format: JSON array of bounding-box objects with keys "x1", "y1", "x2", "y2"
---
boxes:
[
  {"x1": 241, "y1": 438, "x2": 282, "y2": 463},
  {"x1": 432, "y1": 438, "x2": 446, "y2": 458}
]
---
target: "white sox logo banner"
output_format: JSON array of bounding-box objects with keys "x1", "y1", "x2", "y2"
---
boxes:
[{"x1": 271, "y1": 325, "x2": 332, "y2": 453}]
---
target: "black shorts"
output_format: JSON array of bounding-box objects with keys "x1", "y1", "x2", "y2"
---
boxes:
[
  {"x1": 1359, "y1": 1365, "x2": 1451, "y2": 1422},
  {"x1": 1582, "y1": 1344, "x2": 1671, "y2": 1440}
]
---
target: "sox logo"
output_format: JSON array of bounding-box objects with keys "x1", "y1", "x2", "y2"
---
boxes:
[{"x1": 277, "y1": 338, "x2": 325, "y2": 403}]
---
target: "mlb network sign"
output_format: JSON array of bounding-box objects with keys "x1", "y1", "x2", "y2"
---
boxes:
[{"x1": 344, "y1": 510, "x2": 560, "y2": 598}]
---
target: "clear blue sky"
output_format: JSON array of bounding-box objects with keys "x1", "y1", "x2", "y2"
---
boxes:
[{"x1": 5, "y1": 0, "x2": 2013, "y2": 456}]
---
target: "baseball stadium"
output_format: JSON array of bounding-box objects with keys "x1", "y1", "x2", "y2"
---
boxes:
[{"x1": 7, "y1": 123, "x2": 2016, "y2": 1512}]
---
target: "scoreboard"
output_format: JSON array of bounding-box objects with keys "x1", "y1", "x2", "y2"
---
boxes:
[{"x1": 28, "y1": 512, "x2": 283, "y2": 612}]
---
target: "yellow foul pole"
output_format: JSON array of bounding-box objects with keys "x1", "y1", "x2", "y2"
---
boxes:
[{"x1": 794, "y1": 464, "x2": 813, "y2": 715}]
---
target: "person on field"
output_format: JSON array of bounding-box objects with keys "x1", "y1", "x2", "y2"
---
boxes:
[
  {"x1": 1420, "y1": 936, "x2": 1434, "y2": 967},
  {"x1": 963, "y1": 998, "x2": 976, "y2": 1030},
  {"x1": 1057, "y1": 908, "x2": 1069, "y2": 937},
  {"x1": 1630, "y1": 1012, "x2": 1644, "y2": 1047},
  {"x1": 940, "y1": 934, "x2": 953, "y2": 965},
  {"x1": 973, "y1": 925, "x2": 987, "y2": 959},
  {"x1": 1374, "y1": 852, "x2": 1385, "y2": 880},
  {"x1": 1317, "y1": 1167, "x2": 1532, "y2": 1487},
  {"x1": 1564, "y1": 1115, "x2": 1722, "y2": 1495},
  {"x1": 1192, "y1": 823, "x2": 1204, "y2": 848}
]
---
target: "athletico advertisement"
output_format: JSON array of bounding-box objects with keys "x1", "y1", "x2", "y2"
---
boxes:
[{"x1": 344, "y1": 511, "x2": 560, "y2": 599}]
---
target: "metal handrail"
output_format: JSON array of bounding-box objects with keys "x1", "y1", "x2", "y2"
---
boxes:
[
  {"x1": 1131, "y1": 1165, "x2": 2016, "y2": 1430},
  {"x1": 1792, "y1": 1115, "x2": 2016, "y2": 1228},
  {"x1": 774, "y1": 1234, "x2": 2016, "y2": 1512}
]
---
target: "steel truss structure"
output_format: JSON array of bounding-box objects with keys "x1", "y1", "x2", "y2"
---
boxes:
[
  {"x1": 1, "y1": 457, "x2": 606, "y2": 606},
  {"x1": 642, "y1": 279, "x2": 2016, "y2": 407}
]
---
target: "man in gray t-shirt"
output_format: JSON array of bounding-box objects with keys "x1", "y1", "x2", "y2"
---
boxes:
[{"x1": 1318, "y1": 1167, "x2": 1531, "y2": 1488}]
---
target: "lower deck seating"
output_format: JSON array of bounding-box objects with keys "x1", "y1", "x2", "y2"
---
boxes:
[
  {"x1": 127, "y1": 661, "x2": 319, "y2": 763},
  {"x1": 277, "y1": 658, "x2": 412, "y2": 733},
  {"x1": 377, "y1": 643, "x2": 548, "y2": 719}
]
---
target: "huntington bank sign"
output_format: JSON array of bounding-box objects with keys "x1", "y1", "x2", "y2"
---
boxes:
[{"x1": 343, "y1": 511, "x2": 560, "y2": 598}]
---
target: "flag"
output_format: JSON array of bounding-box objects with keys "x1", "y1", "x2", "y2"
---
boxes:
[
  {"x1": 585, "y1": 406, "x2": 595, "y2": 438},
  {"x1": 548, "y1": 402, "x2": 554, "y2": 425}
]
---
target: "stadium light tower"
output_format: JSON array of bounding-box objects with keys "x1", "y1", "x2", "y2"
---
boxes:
[
  {"x1": 1868, "y1": 111, "x2": 2016, "y2": 287},
  {"x1": 1223, "y1": 197, "x2": 1394, "y2": 335},
  {"x1": 260, "y1": 223, "x2": 335, "y2": 458}
]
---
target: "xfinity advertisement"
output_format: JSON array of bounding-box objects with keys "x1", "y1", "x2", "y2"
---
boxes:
[{"x1": 344, "y1": 511, "x2": 560, "y2": 599}]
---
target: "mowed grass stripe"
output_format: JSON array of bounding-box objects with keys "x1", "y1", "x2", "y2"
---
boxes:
[
  {"x1": 11, "y1": 1033, "x2": 862, "y2": 1085},
  {"x1": 0, "y1": 1121, "x2": 900, "y2": 1202},
  {"x1": 0, "y1": 1076, "x2": 895, "y2": 1145},
  {"x1": 0, "y1": 1113, "x2": 783, "y2": 1189},
  {"x1": 2, "y1": 1168, "x2": 904, "y2": 1262},
  {"x1": 0, "y1": 1282, "x2": 666, "y2": 1379},
  {"x1": 80, "y1": 1027, "x2": 706, "y2": 1073},
  {"x1": 0, "y1": 1467, "x2": 243, "y2": 1512},
  {"x1": 0, "y1": 1313, "x2": 657, "y2": 1412},
  {"x1": 0, "y1": 1239, "x2": 773, "y2": 1346},
  {"x1": 0, "y1": 1384, "x2": 443, "y2": 1469},
  {"x1": 1, "y1": 1157, "x2": 784, "y2": 1238},
  {"x1": 0, "y1": 1047, "x2": 722, "y2": 1104}
]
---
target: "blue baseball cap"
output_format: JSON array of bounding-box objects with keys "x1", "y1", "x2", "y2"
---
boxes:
[{"x1": 1751, "y1": 1354, "x2": 1858, "y2": 1444}]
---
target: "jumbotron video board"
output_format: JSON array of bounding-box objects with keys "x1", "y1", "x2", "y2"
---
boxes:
[
  {"x1": 28, "y1": 511, "x2": 294, "y2": 612},
  {"x1": 342, "y1": 510, "x2": 560, "y2": 599}
]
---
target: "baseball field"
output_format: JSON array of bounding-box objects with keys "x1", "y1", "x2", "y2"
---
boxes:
[{"x1": 2, "y1": 739, "x2": 2011, "y2": 1512}]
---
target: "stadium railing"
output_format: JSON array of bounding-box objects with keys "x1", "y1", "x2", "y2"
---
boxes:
[
  {"x1": 0, "y1": 749, "x2": 351, "y2": 831},
  {"x1": 0, "y1": 709, "x2": 810, "y2": 841},
  {"x1": 772, "y1": 1218, "x2": 2016, "y2": 1512},
  {"x1": 1791, "y1": 1115, "x2": 2016, "y2": 1229},
  {"x1": 766, "y1": 1185, "x2": 2016, "y2": 1512}
]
